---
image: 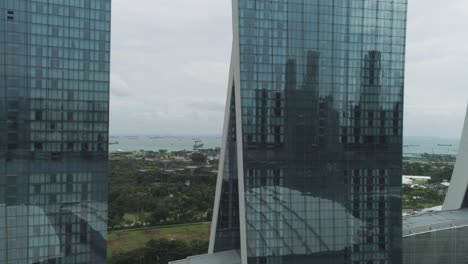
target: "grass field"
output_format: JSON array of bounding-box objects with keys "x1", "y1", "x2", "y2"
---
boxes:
[{"x1": 108, "y1": 223, "x2": 210, "y2": 257}]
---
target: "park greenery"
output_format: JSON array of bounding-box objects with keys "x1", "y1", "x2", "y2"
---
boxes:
[
  {"x1": 108, "y1": 223, "x2": 210, "y2": 263},
  {"x1": 402, "y1": 185, "x2": 446, "y2": 210},
  {"x1": 403, "y1": 155, "x2": 454, "y2": 183},
  {"x1": 109, "y1": 238, "x2": 209, "y2": 264},
  {"x1": 402, "y1": 154, "x2": 454, "y2": 210},
  {"x1": 109, "y1": 151, "x2": 217, "y2": 229}
]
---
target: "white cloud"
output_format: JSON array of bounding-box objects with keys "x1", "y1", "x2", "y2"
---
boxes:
[
  {"x1": 181, "y1": 60, "x2": 228, "y2": 85},
  {"x1": 110, "y1": 73, "x2": 131, "y2": 97}
]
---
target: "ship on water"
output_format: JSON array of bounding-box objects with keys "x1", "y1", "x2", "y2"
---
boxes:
[{"x1": 193, "y1": 140, "x2": 204, "y2": 150}]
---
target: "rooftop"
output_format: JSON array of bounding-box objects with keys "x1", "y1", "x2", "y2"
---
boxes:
[
  {"x1": 171, "y1": 209, "x2": 468, "y2": 264},
  {"x1": 403, "y1": 208, "x2": 468, "y2": 237},
  {"x1": 170, "y1": 250, "x2": 240, "y2": 264}
]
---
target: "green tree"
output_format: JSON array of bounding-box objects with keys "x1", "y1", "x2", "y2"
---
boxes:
[
  {"x1": 149, "y1": 204, "x2": 170, "y2": 225},
  {"x1": 111, "y1": 248, "x2": 146, "y2": 264},
  {"x1": 136, "y1": 211, "x2": 148, "y2": 226},
  {"x1": 190, "y1": 152, "x2": 207, "y2": 163},
  {"x1": 190, "y1": 240, "x2": 209, "y2": 255}
]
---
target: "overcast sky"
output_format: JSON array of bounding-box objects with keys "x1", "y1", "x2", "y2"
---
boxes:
[{"x1": 110, "y1": 0, "x2": 468, "y2": 139}]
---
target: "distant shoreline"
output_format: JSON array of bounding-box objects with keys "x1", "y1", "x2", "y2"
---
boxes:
[{"x1": 108, "y1": 135, "x2": 460, "y2": 155}]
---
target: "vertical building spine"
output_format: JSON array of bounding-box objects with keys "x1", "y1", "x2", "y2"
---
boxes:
[
  {"x1": 443, "y1": 104, "x2": 468, "y2": 210},
  {"x1": 231, "y1": 2, "x2": 249, "y2": 263},
  {"x1": 209, "y1": 50, "x2": 236, "y2": 253}
]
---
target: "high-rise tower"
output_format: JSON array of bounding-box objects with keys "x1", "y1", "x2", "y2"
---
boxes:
[
  {"x1": 0, "y1": 1, "x2": 111, "y2": 263},
  {"x1": 209, "y1": 1, "x2": 408, "y2": 264}
]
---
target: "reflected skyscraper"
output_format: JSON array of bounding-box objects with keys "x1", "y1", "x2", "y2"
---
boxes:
[
  {"x1": 209, "y1": 1, "x2": 408, "y2": 264},
  {"x1": 0, "y1": 1, "x2": 110, "y2": 263}
]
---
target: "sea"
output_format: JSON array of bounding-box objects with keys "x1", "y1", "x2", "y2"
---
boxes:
[
  {"x1": 109, "y1": 135, "x2": 460, "y2": 156},
  {"x1": 109, "y1": 135, "x2": 222, "y2": 152}
]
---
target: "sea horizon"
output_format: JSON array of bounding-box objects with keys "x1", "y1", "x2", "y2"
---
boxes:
[{"x1": 109, "y1": 134, "x2": 461, "y2": 155}]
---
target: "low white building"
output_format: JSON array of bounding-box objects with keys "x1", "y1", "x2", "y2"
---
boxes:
[{"x1": 402, "y1": 175, "x2": 431, "y2": 185}]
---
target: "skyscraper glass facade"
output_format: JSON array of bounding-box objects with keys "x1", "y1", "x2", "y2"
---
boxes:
[
  {"x1": 211, "y1": 1, "x2": 408, "y2": 264},
  {"x1": 0, "y1": 0, "x2": 110, "y2": 263}
]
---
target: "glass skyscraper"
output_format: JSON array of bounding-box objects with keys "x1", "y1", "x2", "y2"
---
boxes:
[
  {"x1": 0, "y1": 0, "x2": 110, "y2": 263},
  {"x1": 209, "y1": 1, "x2": 408, "y2": 264}
]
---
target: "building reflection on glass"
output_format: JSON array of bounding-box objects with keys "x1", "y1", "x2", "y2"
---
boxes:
[
  {"x1": 211, "y1": 1, "x2": 408, "y2": 264},
  {"x1": 0, "y1": 1, "x2": 110, "y2": 263}
]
